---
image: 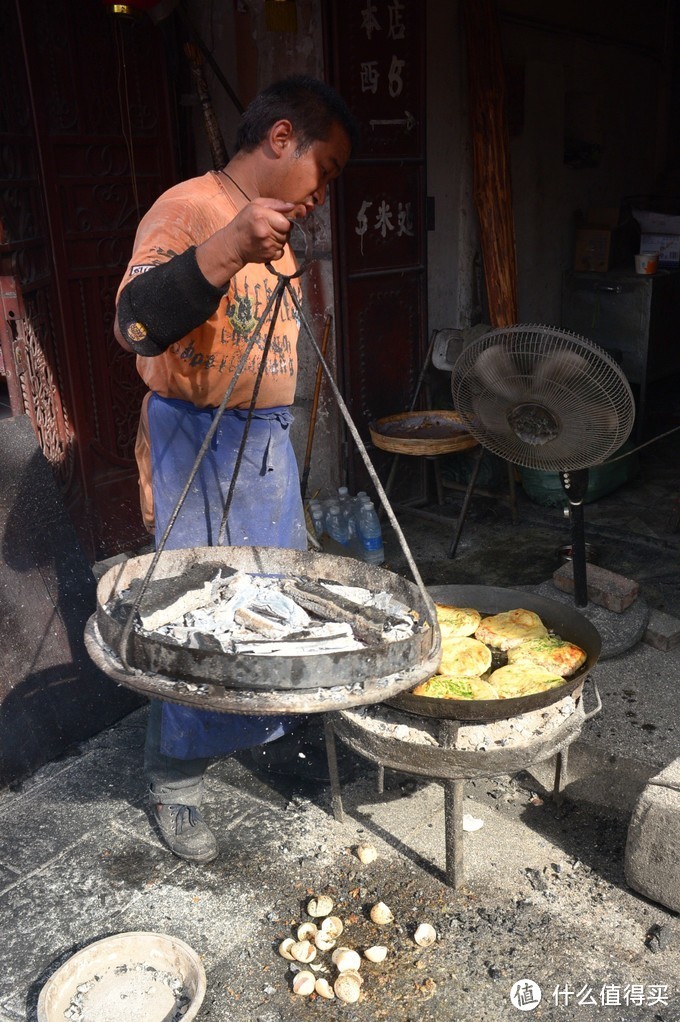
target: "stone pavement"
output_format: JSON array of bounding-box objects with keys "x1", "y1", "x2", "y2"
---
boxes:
[
  {"x1": 2, "y1": 635, "x2": 680, "y2": 1021},
  {"x1": 3, "y1": 433, "x2": 680, "y2": 1020}
]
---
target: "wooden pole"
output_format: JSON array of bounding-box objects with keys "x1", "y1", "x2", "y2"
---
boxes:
[
  {"x1": 462, "y1": 0, "x2": 518, "y2": 327},
  {"x1": 184, "y1": 43, "x2": 229, "y2": 170}
]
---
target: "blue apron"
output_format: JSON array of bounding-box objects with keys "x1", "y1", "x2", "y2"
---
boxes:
[{"x1": 148, "y1": 393, "x2": 307, "y2": 759}]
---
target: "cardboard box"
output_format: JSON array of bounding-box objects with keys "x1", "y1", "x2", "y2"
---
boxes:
[
  {"x1": 639, "y1": 232, "x2": 680, "y2": 268},
  {"x1": 573, "y1": 208, "x2": 635, "y2": 272},
  {"x1": 633, "y1": 209, "x2": 680, "y2": 235},
  {"x1": 574, "y1": 227, "x2": 613, "y2": 272}
]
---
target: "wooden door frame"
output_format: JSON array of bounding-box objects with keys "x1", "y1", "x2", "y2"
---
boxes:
[{"x1": 322, "y1": 0, "x2": 429, "y2": 498}]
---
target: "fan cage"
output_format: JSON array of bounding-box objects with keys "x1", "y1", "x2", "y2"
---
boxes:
[{"x1": 451, "y1": 325, "x2": 636, "y2": 472}]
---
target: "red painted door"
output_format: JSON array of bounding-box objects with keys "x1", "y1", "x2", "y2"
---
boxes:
[
  {"x1": 0, "y1": 0, "x2": 179, "y2": 559},
  {"x1": 324, "y1": 0, "x2": 428, "y2": 497}
]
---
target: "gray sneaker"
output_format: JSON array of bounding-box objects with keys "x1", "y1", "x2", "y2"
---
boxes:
[{"x1": 153, "y1": 803, "x2": 218, "y2": 863}]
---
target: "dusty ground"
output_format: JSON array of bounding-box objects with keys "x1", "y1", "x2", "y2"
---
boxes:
[
  {"x1": 11, "y1": 723, "x2": 677, "y2": 1022},
  {"x1": 191, "y1": 768, "x2": 680, "y2": 1022},
  {"x1": 5, "y1": 433, "x2": 680, "y2": 1022}
]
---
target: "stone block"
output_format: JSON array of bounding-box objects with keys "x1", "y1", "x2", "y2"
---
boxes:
[
  {"x1": 624, "y1": 758, "x2": 680, "y2": 913},
  {"x1": 552, "y1": 561, "x2": 639, "y2": 613},
  {"x1": 644, "y1": 608, "x2": 680, "y2": 651}
]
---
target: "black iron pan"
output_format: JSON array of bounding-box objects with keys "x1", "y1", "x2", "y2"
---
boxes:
[{"x1": 384, "y1": 584, "x2": 601, "y2": 722}]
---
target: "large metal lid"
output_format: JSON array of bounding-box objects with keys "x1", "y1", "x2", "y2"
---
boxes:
[{"x1": 85, "y1": 546, "x2": 441, "y2": 714}]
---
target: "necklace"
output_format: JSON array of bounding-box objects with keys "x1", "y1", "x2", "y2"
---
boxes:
[{"x1": 220, "y1": 170, "x2": 252, "y2": 204}]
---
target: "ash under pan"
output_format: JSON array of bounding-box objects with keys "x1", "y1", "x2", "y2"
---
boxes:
[
  {"x1": 88, "y1": 546, "x2": 441, "y2": 703},
  {"x1": 384, "y1": 583, "x2": 601, "y2": 722}
]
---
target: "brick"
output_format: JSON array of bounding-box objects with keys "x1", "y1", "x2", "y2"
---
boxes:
[
  {"x1": 625, "y1": 758, "x2": 680, "y2": 913},
  {"x1": 552, "y1": 561, "x2": 638, "y2": 613},
  {"x1": 644, "y1": 608, "x2": 680, "y2": 651}
]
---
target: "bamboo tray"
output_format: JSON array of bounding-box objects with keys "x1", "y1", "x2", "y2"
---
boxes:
[{"x1": 369, "y1": 410, "x2": 479, "y2": 455}]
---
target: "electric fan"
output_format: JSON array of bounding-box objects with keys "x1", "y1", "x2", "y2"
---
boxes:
[{"x1": 451, "y1": 324, "x2": 636, "y2": 607}]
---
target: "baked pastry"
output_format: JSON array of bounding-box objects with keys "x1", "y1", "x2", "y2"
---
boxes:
[
  {"x1": 487, "y1": 663, "x2": 564, "y2": 698},
  {"x1": 506, "y1": 634, "x2": 586, "y2": 677},
  {"x1": 475, "y1": 608, "x2": 548, "y2": 651},
  {"x1": 434, "y1": 603, "x2": 481, "y2": 639},
  {"x1": 412, "y1": 675, "x2": 499, "y2": 700},
  {"x1": 438, "y1": 636, "x2": 492, "y2": 677}
]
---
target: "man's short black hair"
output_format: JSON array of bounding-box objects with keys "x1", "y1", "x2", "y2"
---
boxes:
[{"x1": 235, "y1": 75, "x2": 360, "y2": 155}]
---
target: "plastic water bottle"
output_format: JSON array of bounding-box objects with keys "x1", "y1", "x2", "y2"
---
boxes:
[
  {"x1": 355, "y1": 492, "x2": 371, "y2": 513},
  {"x1": 325, "y1": 501, "x2": 350, "y2": 546},
  {"x1": 336, "y1": 488, "x2": 356, "y2": 541},
  {"x1": 310, "y1": 506, "x2": 325, "y2": 538},
  {"x1": 356, "y1": 500, "x2": 384, "y2": 564}
]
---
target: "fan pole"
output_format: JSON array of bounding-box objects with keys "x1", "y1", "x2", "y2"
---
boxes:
[{"x1": 561, "y1": 470, "x2": 590, "y2": 608}]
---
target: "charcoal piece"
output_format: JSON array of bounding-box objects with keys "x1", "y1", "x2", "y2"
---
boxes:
[
  {"x1": 128, "y1": 563, "x2": 235, "y2": 631},
  {"x1": 281, "y1": 577, "x2": 388, "y2": 644},
  {"x1": 233, "y1": 605, "x2": 290, "y2": 637},
  {"x1": 186, "y1": 632, "x2": 224, "y2": 652}
]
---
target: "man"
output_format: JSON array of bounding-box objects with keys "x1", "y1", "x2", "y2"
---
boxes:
[{"x1": 114, "y1": 76, "x2": 358, "y2": 864}]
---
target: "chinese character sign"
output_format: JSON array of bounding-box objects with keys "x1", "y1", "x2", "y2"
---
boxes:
[
  {"x1": 343, "y1": 164, "x2": 422, "y2": 273},
  {"x1": 330, "y1": 0, "x2": 423, "y2": 159}
]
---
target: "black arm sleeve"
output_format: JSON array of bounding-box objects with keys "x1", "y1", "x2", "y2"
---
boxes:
[{"x1": 117, "y1": 246, "x2": 227, "y2": 356}]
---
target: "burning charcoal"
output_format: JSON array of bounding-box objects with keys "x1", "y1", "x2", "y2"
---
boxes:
[
  {"x1": 231, "y1": 583, "x2": 311, "y2": 632},
  {"x1": 322, "y1": 582, "x2": 418, "y2": 634},
  {"x1": 232, "y1": 624, "x2": 363, "y2": 656},
  {"x1": 184, "y1": 632, "x2": 223, "y2": 652},
  {"x1": 233, "y1": 605, "x2": 295, "y2": 637}
]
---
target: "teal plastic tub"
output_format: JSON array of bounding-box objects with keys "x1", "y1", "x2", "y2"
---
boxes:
[{"x1": 518, "y1": 445, "x2": 639, "y2": 507}]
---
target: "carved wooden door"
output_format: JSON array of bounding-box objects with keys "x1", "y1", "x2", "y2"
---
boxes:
[
  {"x1": 324, "y1": 0, "x2": 428, "y2": 497},
  {"x1": 0, "y1": 0, "x2": 178, "y2": 559}
]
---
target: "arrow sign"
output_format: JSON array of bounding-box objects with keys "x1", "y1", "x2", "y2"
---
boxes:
[{"x1": 369, "y1": 110, "x2": 416, "y2": 131}]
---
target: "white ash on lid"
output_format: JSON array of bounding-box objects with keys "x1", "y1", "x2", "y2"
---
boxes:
[{"x1": 110, "y1": 569, "x2": 420, "y2": 657}]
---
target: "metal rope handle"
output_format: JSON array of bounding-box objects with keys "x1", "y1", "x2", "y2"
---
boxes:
[
  {"x1": 118, "y1": 248, "x2": 436, "y2": 669},
  {"x1": 282, "y1": 281, "x2": 437, "y2": 623},
  {"x1": 118, "y1": 282, "x2": 285, "y2": 669},
  {"x1": 217, "y1": 287, "x2": 285, "y2": 545}
]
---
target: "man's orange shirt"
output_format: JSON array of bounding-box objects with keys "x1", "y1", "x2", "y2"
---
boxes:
[{"x1": 117, "y1": 170, "x2": 301, "y2": 529}]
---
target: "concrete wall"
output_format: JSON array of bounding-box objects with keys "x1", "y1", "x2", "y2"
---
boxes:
[
  {"x1": 426, "y1": 1, "x2": 481, "y2": 335},
  {"x1": 501, "y1": 4, "x2": 669, "y2": 325}
]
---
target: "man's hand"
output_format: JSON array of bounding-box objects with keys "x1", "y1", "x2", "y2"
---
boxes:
[
  {"x1": 197, "y1": 198, "x2": 299, "y2": 288},
  {"x1": 112, "y1": 198, "x2": 305, "y2": 353}
]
